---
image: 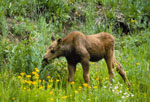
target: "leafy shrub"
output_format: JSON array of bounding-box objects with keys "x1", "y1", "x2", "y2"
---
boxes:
[{"x1": 0, "y1": 38, "x2": 12, "y2": 71}]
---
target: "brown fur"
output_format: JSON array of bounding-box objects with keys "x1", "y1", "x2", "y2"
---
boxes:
[{"x1": 43, "y1": 31, "x2": 130, "y2": 87}]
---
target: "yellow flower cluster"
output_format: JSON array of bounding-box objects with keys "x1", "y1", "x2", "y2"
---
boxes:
[
  {"x1": 18, "y1": 67, "x2": 60, "y2": 92},
  {"x1": 50, "y1": 91, "x2": 53, "y2": 95},
  {"x1": 94, "y1": 86, "x2": 98, "y2": 89},
  {"x1": 56, "y1": 79, "x2": 60, "y2": 82},
  {"x1": 35, "y1": 68, "x2": 39, "y2": 72},
  {"x1": 18, "y1": 68, "x2": 45, "y2": 90},
  {"x1": 20, "y1": 73, "x2": 25, "y2": 76},
  {"x1": 26, "y1": 75, "x2": 31, "y2": 78},
  {"x1": 79, "y1": 86, "x2": 82, "y2": 90},
  {"x1": 83, "y1": 83, "x2": 88, "y2": 87},
  {"x1": 17, "y1": 67, "x2": 103, "y2": 99},
  {"x1": 71, "y1": 81, "x2": 75, "y2": 85}
]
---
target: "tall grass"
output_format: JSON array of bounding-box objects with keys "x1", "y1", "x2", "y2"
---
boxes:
[{"x1": 0, "y1": 34, "x2": 150, "y2": 101}]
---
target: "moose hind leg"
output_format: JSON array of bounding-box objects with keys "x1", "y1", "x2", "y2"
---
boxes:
[{"x1": 113, "y1": 59, "x2": 131, "y2": 87}]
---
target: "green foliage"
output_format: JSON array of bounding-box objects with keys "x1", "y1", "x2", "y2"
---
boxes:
[
  {"x1": 0, "y1": 16, "x2": 8, "y2": 37},
  {"x1": 1, "y1": 0, "x2": 150, "y2": 34}
]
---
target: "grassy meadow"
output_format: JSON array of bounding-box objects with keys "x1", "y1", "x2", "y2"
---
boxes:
[{"x1": 0, "y1": 0, "x2": 150, "y2": 102}]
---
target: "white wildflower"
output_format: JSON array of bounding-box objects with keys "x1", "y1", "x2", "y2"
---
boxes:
[
  {"x1": 114, "y1": 86, "x2": 118, "y2": 90},
  {"x1": 121, "y1": 96, "x2": 125, "y2": 99},
  {"x1": 124, "y1": 92, "x2": 128, "y2": 95},
  {"x1": 131, "y1": 94, "x2": 134, "y2": 97},
  {"x1": 112, "y1": 89, "x2": 115, "y2": 92}
]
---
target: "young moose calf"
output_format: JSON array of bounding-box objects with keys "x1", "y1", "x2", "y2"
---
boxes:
[{"x1": 43, "y1": 31, "x2": 131, "y2": 87}]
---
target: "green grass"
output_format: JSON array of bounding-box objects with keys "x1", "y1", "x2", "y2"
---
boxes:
[{"x1": 0, "y1": 33, "x2": 150, "y2": 102}]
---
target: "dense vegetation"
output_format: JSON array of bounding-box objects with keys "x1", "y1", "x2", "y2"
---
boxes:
[{"x1": 0, "y1": 0, "x2": 150, "y2": 102}]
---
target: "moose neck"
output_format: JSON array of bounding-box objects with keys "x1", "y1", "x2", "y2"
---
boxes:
[{"x1": 60, "y1": 44, "x2": 72, "y2": 57}]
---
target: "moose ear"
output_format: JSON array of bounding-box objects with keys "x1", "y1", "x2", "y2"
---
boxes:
[
  {"x1": 51, "y1": 33, "x2": 55, "y2": 41},
  {"x1": 57, "y1": 38, "x2": 62, "y2": 44}
]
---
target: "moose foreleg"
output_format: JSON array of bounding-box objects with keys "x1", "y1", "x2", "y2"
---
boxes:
[
  {"x1": 67, "y1": 63, "x2": 76, "y2": 82},
  {"x1": 81, "y1": 58, "x2": 90, "y2": 84}
]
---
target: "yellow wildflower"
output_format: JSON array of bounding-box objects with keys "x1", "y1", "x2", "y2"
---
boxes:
[
  {"x1": 32, "y1": 71, "x2": 36, "y2": 75},
  {"x1": 34, "y1": 73, "x2": 39, "y2": 79},
  {"x1": 26, "y1": 75, "x2": 31, "y2": 78},
  {"x1": 50, "y1": 91, "x2": 53, "y2": 95},
  {"x1": 24, "y1": 87, "x2": 26, "y2": 90},
  {"x1": 20, "y1": 73, "x2": 25, "y2": 76},
  {"x1": 126, "y1": 88, "x2": 129, "y2": 91},
  {"x1": 47, "y1": 76, "x2": 51, "y2": 79},
  {"x1": 106, "y1": 77, "x2": 109, "y2": 80},
  {"x1": 116, "y1": 89, "x2": 119, "y2": 92},
  {"x1": 83, "y1": 83, "x2": 88, "y2": 87},
  {"x1": 75, "y1": 90, "x2": 78, "y2": 94},
  {"x1": 131, "y1": 19, "x2": 136, "y2": 23},
  {"x1": 79, "y1": 86, "x2": 82, "y2": 89},
  {"x1": 32, "y1": 81, "x2": 36, "y2": 85},
  {"x1": 88, "y1": 86, "x2": 91, "y2": 89},
  {"x1": 35, "y1": 73, "x2": 39, "y2": 77},
  {"x1": 56, "y1": 79, "x2": 60, "y2": 82},
  {"x1": 71, "y1": 81, "x2": 75, "y2": 85},
  {"x1": 35, "y1": 68, "x2": 39, "y2": 72},
  {"x1": 50, "y1": 98, "x2": 54, "y2": 101},
  {"x1": 136, "y1": 62, "x2": 139, "y2": 66},
  {"x1": 39, "y1": 80, "x2": 41, "y2": 83},
  {"x1": 18, "y1": 76, "x2": 22, "y2": 79},
  {"x1": 96, "y1": 77, "x2": 99, "y2": 80},
  {"x1": 94, "y1": 86, "x2": 98, "y2": 89},
  {"x1": 39, "y1": 86, "x2": 43, "y2": 90},
  {"x1": 61, "y1": 96, "x2": 67, "y2": 99}
]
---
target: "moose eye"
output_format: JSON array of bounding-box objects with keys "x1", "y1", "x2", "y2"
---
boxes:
[{"x1": 51, "y1": 50, "x2": 55, "y2": 54}]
